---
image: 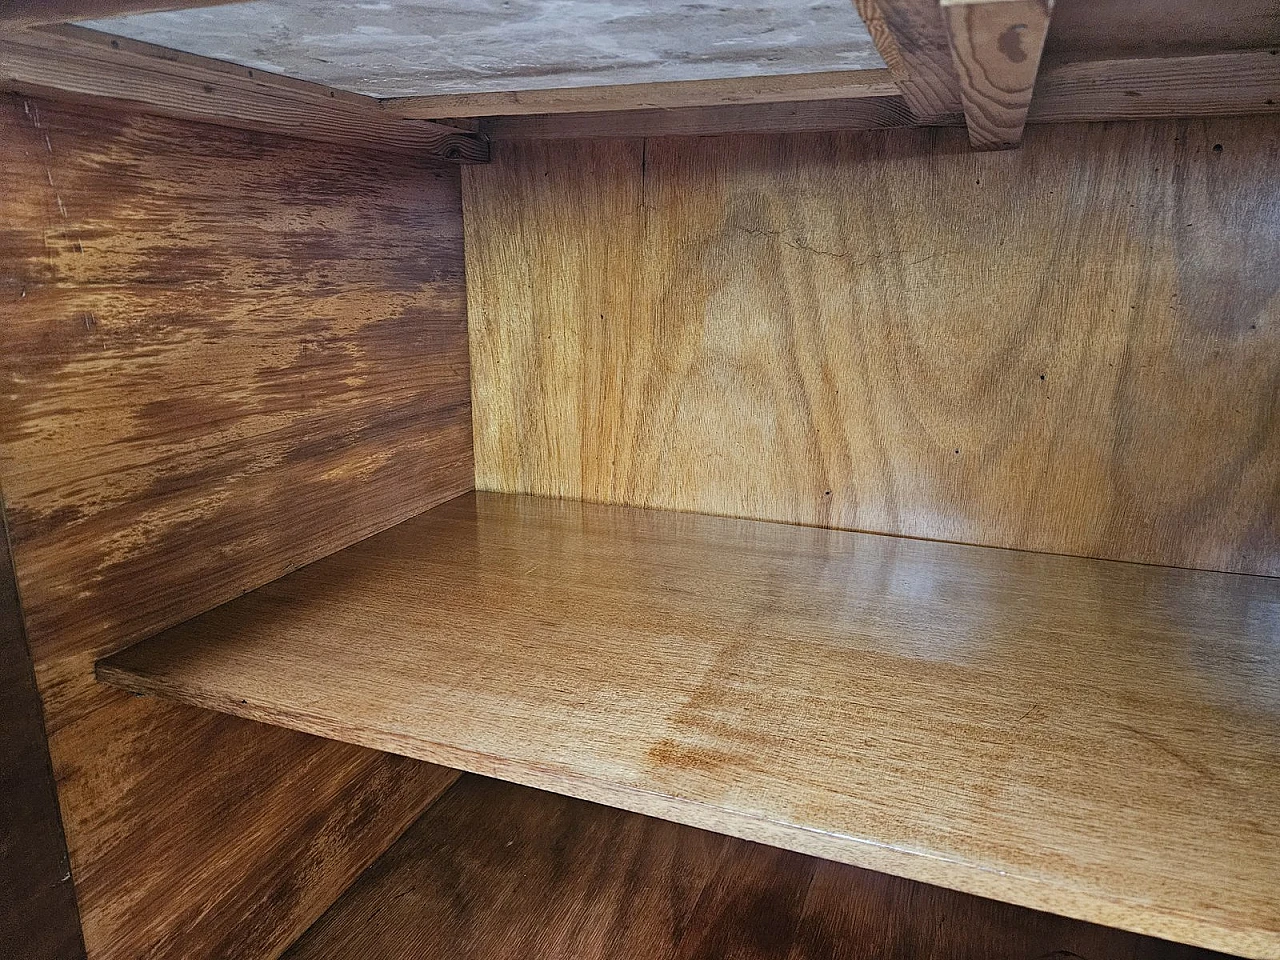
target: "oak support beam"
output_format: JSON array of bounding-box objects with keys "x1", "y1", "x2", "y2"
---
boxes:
[{"x1": 941, "y1": 0, "x2": 1055, "y2": 149}]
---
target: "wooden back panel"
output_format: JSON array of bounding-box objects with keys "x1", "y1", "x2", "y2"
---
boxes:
[
  {"x1": 0, "y1": 96, "x2": 469, "y2": 958},
  {"x1": 465, "y1": 120, "x2": 1280, "y2": 576}
]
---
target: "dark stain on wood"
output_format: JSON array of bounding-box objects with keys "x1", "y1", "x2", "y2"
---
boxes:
[
  {"x1": 0, "y1": 94, "x2": 472, "y2": 960},
  {"x1": 0, "y1": 498, "x2": 85, "y2": 960},
  {"x1": 283, "y1": 774, "x2": 1232, "y2": 960}
]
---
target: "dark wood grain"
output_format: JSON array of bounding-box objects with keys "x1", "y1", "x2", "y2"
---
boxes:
[
  {"x1": 97, "y1": 492, "x2": 1280, "y2": 957},
  {"x1": 284, "y1": 774, "x2": 1230, "y2": 960},
  {"x1": 0, "y1": 95, "x2": 472, "y2": 960},
  {"x1": 0, "y1": 0, "x2": 247, "y2": 26},
  {"x1": 483, "y1": 96, "x2": 916, "y2": 140},
  {"x1": 464, "y1": 120, "x2": 1280, "y2": 577},
  {"x1": 1043, "y1": 0, "x2": 1280, "y2": 59},
  {"x1": 0, "y1": 496, "x2": 84, "y2": 960}
]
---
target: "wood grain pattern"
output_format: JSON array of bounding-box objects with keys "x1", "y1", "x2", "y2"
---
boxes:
[
  {"x1": 98, "y1": 492, "x2": 1280, "y2": 958},
  {"x1": 1031, "y1": 50, "x2": 1280, "y2": 123},
  {"x1": 380, "y1": 70, "x2": 898, "y2": 120},
  {"x1": 482, "y1": 96, "x2": 916, "y2": 140},
  {"x1": 0, "y1": 0, "x2": 245, "y2": 26},
  {"x1": 464, "y1": 122, "x2": 1280, "y2": 577},
  {"x1": 0, "y1": 26, "x2": 489, "y2": 162},
  {"x1": 481, "y1": 53, "x2": 1280, "y2": 140},
  {"x1": 1043, "y1": 0, "x2": 1280, "y2": 60},
  {"x1": 285, "y1": 774, "x2": 1230, "y2": 960},
  {"x1": 0, "y1": 95, "x2": 472, "y2": 959},
  {"x1": 851, "y1": 0, "x2": 964, "y2": 122},
  {"x1": 942, "y1": 0, "x2": 1054, "y2": 149},
  {"x1": 0, "y1": 496, "x2": 85, "y2": 960}
]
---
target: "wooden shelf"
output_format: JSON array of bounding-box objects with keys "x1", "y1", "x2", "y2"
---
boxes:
[
  {"x1": 284, "y1": 773, "x2": 1228, "y2": 960},
  {"x1": 97, "y1": 493, "x2": 1280, "y2": 959}
]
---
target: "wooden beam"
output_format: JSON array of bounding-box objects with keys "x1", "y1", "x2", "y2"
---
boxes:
[
  {"x1": 0, "y1": 25, "x2": 489, "y2": 162},
  {"x1": 851, "y1": 0, "x2": 964, "y2": 122},
  {"x1": 1031, "y1": 49, "x2": 1280, "y2": 123},
  {"x1": 481, "y1": 47, "x2": 1280, "y2": 141},
  {"x1": 942, "y1": 0, "x2": 1055, "y2": 149},
  {"x1": 0, "y1": 0, "x2": 246, "y2": 27},
  {"x1": 380, "y1": 69, "x2": 899, "y2": 120},
  {"x1": 481, "y1": 95, "x2": 916, "y2": 140}
]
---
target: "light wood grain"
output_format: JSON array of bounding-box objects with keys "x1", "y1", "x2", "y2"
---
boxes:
[
  {"x1": 380, "y1": 69, "x2": 898, "y2": 120},
  {"x1": 99, "y1": 492, "x2": 1280, "y2": 958},
  {"x1": 464, "y1": 123, "x2": 1280, "y2": 577},
  {"x1": 285, "y1": 774, "x2": 1230, "y2": 960},
  {"x1": 942, "y1": 0, "x2": 1053, "y2": 149},
  {"x1": 0, "y1": 95, "x2": 471, "y2": 960},
  {"x1": 851, "y1": 0, "x2": 964, "y2": 122},
  {"x1": 0, "y1": 26, "x2": 489, "y2": 162},
  {"x1": 1031, "y1": 50, "x2": 1280, "y2": 123},
  {"x1": 483, "y1": 96, "x2": 916, "y2": 140}
]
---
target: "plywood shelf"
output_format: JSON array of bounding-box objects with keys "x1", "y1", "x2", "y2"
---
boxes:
[
  {"x1": 283, "y1": 773, "x2": 1229, "y2": 960},
  {"x1": 97, "y1": 493, "x2": 1280, "y2": 959}
]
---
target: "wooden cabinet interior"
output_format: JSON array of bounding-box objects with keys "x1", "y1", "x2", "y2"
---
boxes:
[
  {"x1": 96, "y1": 491, "x2": 1280, "y2": 959},
  {"x1": 284, "y1": 774, "x2": 1232, "y2": 960},
  {"x1": 0, "y1": 2, "x2": 1278, "y2": 959}
]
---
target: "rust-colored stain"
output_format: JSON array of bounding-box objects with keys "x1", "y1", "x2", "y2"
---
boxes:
[{"x1": 647, "y1": 738, "x2": 739, "y2": 773}]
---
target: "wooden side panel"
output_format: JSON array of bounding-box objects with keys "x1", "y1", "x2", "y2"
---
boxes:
[
  {"x1": 0, "y1": 499, "x2": 84, "y2": 960},
  {"x1": 0, "y1": 95, "x2": 472, "y2": 959},
  {"x1": 466, "y1": 119, "x2": 1280, "y2": 577}
]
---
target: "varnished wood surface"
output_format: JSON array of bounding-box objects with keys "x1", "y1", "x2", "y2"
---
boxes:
[
  {"x1": 942, "y1": 0, "x2": 1054, "y2": 149},
  {"x1": 285, "y1": 774, "x2": 1230, "y2": 960},
  {"x1": 0, "y1": 498, "x2": 85, "y2": 960},
  {"x1": 0, "y1": 26, "x2": 489, "y2": 162},
  {"x1": 464, "y1": 122, "x2": 1280, "y2": 577},
  {"x1": 100, "y1": 493, "x2": 1280, "y2": 958},
  {"x1": 381, "y1": 69, "x2": 898, "y2": 120},
  {"x1": 0, "y1": 96, "x2": 472, "y2": 959}
]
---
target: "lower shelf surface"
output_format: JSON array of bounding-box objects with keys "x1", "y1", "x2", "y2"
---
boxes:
[
  {"x1": 97, "y1": 493, "x2": 1280, "y2": 958},
  {"x1": 283, "y1": 774, "x2": 1230, "y2": 960}
]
